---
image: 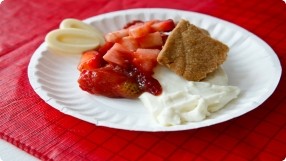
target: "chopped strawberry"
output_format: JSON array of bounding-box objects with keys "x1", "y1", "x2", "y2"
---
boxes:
[
  {"x1": 151, "y1": 19, "x2": 176, "y2": 32},
  {"x1": 128, "y1": 21, "x2": 153, "y2": 38},
  {"x1": 160, "y1": 33, "x2": 169, "y2": 45},
  {"x1": 78, "y1": 67, "x2": 131, "y2": 98},
  {"x1": 132, "y1": 48, "x2": 160, "y2": 72},
  {"x1": 123, "y1": 20, "x2": 144, "y2": 29},
  {"x1": 105, "y1": 29, "x2": 129, "y2": 42},
  {"x1": 134, "y1": 48, "x2": 160, "y2": 60},
  {"x1": 78, "y1": 65, "x2": 143, "y2": 98},
  {"x1": 136, "y1": 32, "x2": 163, "y2": 49},
  {"x1": 103, "y1": 43, "x2": 133, "y2": 67},
  {"x1": 118, "y1": 36, "x2": 139, "y2": 52},
  {"x1": 98, "y1": 41, "x2": 114, "y2": 55},
  {"x1": 77, "y1": 50, "x2": 105, "y2": 72},
  {"x1": 116, "y1": 80, "x2": 142, "y2": 98}
]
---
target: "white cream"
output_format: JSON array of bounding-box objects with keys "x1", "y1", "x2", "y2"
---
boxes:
[
  {"x1": 45, "y1": 19, "x2": 105, "y2": 54},
  {"x1": 139, "y1": 65, "x2": 240, "y2": 126}
]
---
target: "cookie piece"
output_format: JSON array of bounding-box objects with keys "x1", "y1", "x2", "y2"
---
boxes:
[{"x1": 157, "y1": 19, "x2": 229, "y2": 81}]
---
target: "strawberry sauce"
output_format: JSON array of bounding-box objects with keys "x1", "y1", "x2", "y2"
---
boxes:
[{"x1": 78, "y1": 60, "x2": 162, "y2": 99}]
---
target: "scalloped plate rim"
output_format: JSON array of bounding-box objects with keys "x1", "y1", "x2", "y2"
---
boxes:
[{"x1": 28, "y1": 8, "x2": 282, "y2": 132}]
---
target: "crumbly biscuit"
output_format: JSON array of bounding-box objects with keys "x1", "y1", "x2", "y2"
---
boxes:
[{"x1": 157, "y1": 19, "x2": 229, "y2": 81}]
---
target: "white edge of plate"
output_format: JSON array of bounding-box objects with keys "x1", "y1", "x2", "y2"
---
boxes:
[{"x1": 28, "y1": 8, "x2": 282, "y2": 132}]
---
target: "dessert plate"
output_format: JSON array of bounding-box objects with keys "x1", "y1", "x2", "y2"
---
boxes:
[{"x1": 28, "y1": 8, "x2": 281, "y2": 131}]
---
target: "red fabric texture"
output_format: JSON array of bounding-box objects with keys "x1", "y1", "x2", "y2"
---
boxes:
[{"x1": 1, "y1": 0, "x2": 286, "y2": 160}]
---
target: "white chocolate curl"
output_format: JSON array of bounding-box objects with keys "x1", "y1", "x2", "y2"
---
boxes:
[{"x1": 45, "y1": 18, "x2": 105, "y2": 54}]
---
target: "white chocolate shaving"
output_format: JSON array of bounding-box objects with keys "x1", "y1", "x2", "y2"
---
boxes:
[{"x1": 45, "y1": 18, "x2": 105, "y2": 54}]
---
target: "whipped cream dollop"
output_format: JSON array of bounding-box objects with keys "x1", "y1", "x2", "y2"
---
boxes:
[{"x1": 139, "y1": 65, "x2": 240, "y2": 126}]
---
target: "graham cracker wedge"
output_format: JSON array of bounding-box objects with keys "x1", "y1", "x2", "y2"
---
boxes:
[{"x1": 157, "y1": 19, "x2": 229, "y2": 81}]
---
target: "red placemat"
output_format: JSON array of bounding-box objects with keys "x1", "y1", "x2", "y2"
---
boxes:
[{"x1": 1, "y1": 0, "x2": 286, "y2": 160}]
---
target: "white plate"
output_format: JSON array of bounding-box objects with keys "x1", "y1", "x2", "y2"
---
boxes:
[{"x1": 28, "y1": 8, "x2": 281, "y2": 131}]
